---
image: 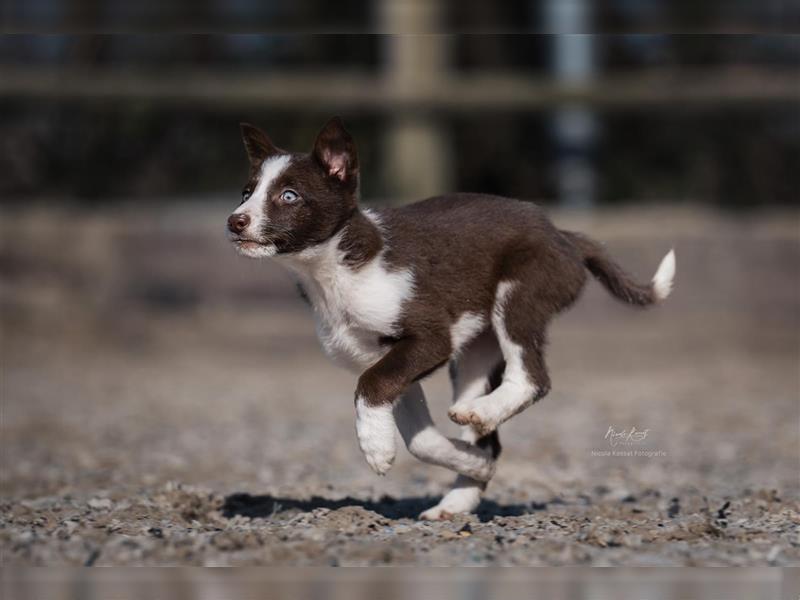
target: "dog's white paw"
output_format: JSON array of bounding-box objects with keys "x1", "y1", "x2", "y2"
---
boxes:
[
  {"x1": 419, "y1": 506, "x2": 454, "y2": 521},
  {"x1": 419, "y1": 483, "x2": 482, "y2": 521},
  {"x1": 466, "y1": 453, "x2": 496, "y2": 483},
  {"x1": 355, "y1": 398, "x2": 396, "y2": 476},
  {"x1": 448, "y1": 400, "x2": 498, "y2": 437}
]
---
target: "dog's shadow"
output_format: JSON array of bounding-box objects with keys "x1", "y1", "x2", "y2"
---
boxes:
[{"x1": 222, "y1": 492, "x2": 546, "y2": 523}]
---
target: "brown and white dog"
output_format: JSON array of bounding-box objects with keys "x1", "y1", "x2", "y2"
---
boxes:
[{"x1": 227, "y1": 117, "x2": 675, "y2": 520}]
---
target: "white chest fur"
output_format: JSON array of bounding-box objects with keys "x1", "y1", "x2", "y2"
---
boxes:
[{"x1": 282, "y1": 231, "x2": 415, "y2": 372}]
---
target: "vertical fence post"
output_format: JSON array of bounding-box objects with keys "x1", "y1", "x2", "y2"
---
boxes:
[
  {"x1": 544, "y1": 0, "x2": 597, "y2": 209},
  {"x1": 379, "y1": 0, "x2": 452, "y2": 204}
]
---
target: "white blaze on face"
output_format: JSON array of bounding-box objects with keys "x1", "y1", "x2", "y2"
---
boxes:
[{"x1": 231, "y1": 154, "x2": 292, "y2": 257}]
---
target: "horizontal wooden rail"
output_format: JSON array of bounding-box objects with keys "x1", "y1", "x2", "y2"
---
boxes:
[{"x1": 0, "y1": 66, "x2": 797, "y2": 110}]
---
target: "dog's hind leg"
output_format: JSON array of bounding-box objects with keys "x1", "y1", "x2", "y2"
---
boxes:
[
  {"x1": 419, "y1": 331, "x2": 504, "y2": 521},
  {"x1": 449, "y1": 280, "x2": 553, "y2": 436},
  {"x1": 393, "y1": 382, "x2": 496, "y2": 487}
]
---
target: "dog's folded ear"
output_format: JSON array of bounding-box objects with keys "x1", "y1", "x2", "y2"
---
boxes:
[
  {"x1": 240, "y1": 123, "x2": 281, "y2": 167},
  {"x1": 312, "y1": 116, "x2": 359, "y2": 187}
]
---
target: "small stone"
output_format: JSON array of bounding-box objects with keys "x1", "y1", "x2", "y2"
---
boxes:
[
  {"x1": 88, "y1": 498, "x2": 113, "y2": 511},
  {"x1": 667, "y1": 498, "x2": 680, "y2": 518},
  {"x1": 766, "y1": 545, "x2": 781, "y2": 564}
]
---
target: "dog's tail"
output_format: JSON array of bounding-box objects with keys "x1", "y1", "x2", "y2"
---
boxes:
[{"x1": 562, "y1": 230, "x2": 675, "y2": 307}]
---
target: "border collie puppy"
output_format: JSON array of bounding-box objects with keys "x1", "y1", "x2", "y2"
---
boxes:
[{"x1": 228, "y1": 117, "x2": 675, "y2": 520}]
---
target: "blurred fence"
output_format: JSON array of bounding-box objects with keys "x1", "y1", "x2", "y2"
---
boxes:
[{"x1": 0, "y1": 5, "x2": 798, "y2": 205}]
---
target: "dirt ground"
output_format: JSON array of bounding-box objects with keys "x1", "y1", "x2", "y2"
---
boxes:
[{"x1": 1, "y1": 202, "x2": 798, "y2": 566}]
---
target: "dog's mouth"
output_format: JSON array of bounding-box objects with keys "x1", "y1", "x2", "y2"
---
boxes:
[
  {"x1": 229, "y1": 236, "x2": 279, "y2": 258},
  {"x1": 230, "y1": 236, "x2": 267, "y2": 246}
]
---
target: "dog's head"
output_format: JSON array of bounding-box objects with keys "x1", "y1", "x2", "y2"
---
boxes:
[{"x1": 228, "y1": 117, "x2": 359, "y2": 258}]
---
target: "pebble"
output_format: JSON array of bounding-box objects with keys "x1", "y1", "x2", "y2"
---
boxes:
[
  {"x1": 766, "y1": 545, "x2": 781, "y2": 563},
  {"x1": 88, "y1": 498, "x2": 113, "y2": 510}
]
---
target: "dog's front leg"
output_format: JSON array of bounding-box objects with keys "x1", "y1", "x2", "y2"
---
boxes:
[{"x1": 354, "y1": 335, "x2": 450, "y2": 476}]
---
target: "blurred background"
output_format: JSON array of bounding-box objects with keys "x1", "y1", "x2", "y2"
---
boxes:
[
  {"x1": 1, "y1": 1, "x2": 799, "y2": 567},
  {"x1": 1, "y1": 5, "x2": 799, "y2": 206}
]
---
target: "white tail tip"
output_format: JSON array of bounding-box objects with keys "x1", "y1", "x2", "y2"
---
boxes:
[{"x1": 652, "y1": 249, "x2": 676, "y2": 302}]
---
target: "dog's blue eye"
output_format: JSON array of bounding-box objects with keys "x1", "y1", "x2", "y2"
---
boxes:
[
  {"x1": 241, "y1": 191, "x2": 251, "y2": 203},
  {"x1": 280, "y1": 189, "x2": 299, "y2": 203}
]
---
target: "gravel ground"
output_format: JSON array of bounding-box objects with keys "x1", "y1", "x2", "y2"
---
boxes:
[{"x1": 1, "y1": 203, "x2": 798, "y2": 566}]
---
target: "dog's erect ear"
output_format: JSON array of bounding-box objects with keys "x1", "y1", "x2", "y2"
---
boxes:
[
  {"x1": 240, "y1": 122, "x2": 280, "y2": 166},
  {"x1": 312, "y1": 117, "x2": 358, "y2": 185}
]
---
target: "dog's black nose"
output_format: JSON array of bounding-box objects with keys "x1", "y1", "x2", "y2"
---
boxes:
[{"x1": 228, "y1": 213, "x2": 250, "y2": 234}]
